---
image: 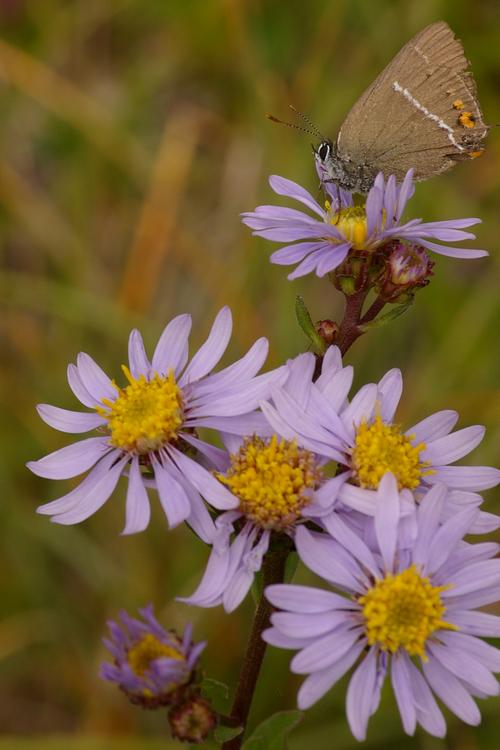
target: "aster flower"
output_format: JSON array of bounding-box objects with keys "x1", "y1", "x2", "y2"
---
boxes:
[
  {"x1": 241, "y1": 170, "x2": 486, "y2": 280},
  {"x1": 264, "y1": 480, "x2": 500, "y2": 739},
  {"x1": 261, "y1": 347, "x2": 500, "y2": 523},
  {"x1": 100, "y1": 604, "x2": 205, "y2": 708},
  {"x1": 179, "y1": 353, "x2": 349, "y2": 613},
  {"x1": 28, "y1": 307, "x2": 284, "y2": 537}
]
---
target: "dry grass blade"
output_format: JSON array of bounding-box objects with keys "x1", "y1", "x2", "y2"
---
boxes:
[
  {"x1": 172, "y1": 226, "x2": 266, "y2": 348},
  {"x1": 118, "y1": 108, "x2": 202, "y2": 313},
  {"x1": 0, "y1": 38, "x2": 148, "y2": 182},
  {"x1": 0, "y1": 161, "x2": 87, "y2": 270}
]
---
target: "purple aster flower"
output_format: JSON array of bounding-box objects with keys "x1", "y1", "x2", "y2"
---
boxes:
[
  {"x1": 261, "y1": 347, "x2": 500, "y2": 523},
  {"x1": 241, "y1": 170, "x2": 487, "y2": 280},
  {"x1": 100, "y1": 604, "x2": 205, "y2": 709},
  {"x1": 28, "y1": 307, "x2": 285, "y2": 537},
  {"x1": 179, "y1": 353, "x2": 350, "y2": 613},
  {"x1": 264, "y1": 480, "x2": 500, "y2": 739}
]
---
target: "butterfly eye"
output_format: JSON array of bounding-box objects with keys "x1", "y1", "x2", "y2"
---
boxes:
[{"x1": 318, "y1": 142, "x2": 331, "y2": 161}]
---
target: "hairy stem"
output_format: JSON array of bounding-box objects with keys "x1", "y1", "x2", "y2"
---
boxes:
[
  {"x1": 222, "y1": 543, "x2": 289, "y2": 750},
  {"x1": 336, "y1": 290, "x2": 367, "y2": 355}
]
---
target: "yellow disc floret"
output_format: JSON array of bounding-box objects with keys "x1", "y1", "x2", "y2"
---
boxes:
[
  {"x1": 324, "y1": 204, "x2": 386, "y2": 251},
  {"x1": 127, "y1": 633, "x2": 184, "y2": 677},
  {"x1": 97, "y1": 366, "x2": 183, "y2": 454},
  {"x1": 351, "y1": 413, "x2": 433, "y2": 490},
  {"x1": 217, "y1": 435, "x2": 322, "y2": 530},
  {"x1": 359, "y1": 565, "x2": 457, "y2": 658}
]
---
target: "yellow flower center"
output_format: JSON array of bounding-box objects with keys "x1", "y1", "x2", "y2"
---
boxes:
[
  {"x1": 127, "y1": 633, "x2": 184, "y2": 677},
  {"x1": 97, "y1": 366, "x2": 183, "y2": 454},
  {"x1": 351, "y1": 414, "x2": 433, "y2": 490},
  {"x1": 217, "y1": 435, "x2": 322, "y2": 530},
  {"x1": 325, "y1": 204, "x2": 386, "y2": 251},
  {"x1": 359, "y1": 565, "x2": 457, "y2": 658}
]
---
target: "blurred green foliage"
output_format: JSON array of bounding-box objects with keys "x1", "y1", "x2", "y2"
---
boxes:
[{"x1": 1, "y1": 0, "x2": 499, "y2": 748}]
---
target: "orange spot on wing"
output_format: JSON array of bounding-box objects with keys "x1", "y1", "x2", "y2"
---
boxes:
[
  {"x1": 453, "y1": 99, "x2": 465, "y2": 110},
  {"x1": 458, "y1": 112, "x2": 475, "y2": 129},
  {"x1": 470, "y1": 150, "x2": 484, "y2": 159}
]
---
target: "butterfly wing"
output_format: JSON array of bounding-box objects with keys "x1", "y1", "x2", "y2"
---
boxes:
[{"x1": 337, "y1": 22, "x2": 488, "y2": 182}]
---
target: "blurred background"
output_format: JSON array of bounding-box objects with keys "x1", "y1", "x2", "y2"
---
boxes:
[{"x1": 1, "y1": 0, "x2": 499, "y2": 747}]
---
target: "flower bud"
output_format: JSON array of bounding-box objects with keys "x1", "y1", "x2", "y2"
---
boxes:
[
  {"x1": 378, "y1": 241, "x2": 434, "y2": 302},
  {"x1": 330, "y1": 250, "x2": 384, "y2": 295},
  {"x1": 168, "y1": 694, "x2": 216, "y2": 744},
  {"x1": 316, "y1": 319, "x2": 338, "y2": 346}
]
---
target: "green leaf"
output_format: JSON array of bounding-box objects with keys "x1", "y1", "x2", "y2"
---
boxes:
[
  {"x1": 201, "y1": 677, "x2": 230, "y2": 708},
  {"x1": 359, "y1": 301, "x2": 412, "y2": 330},
  {"x1": 242, "y1": 710, "x2": 303, "y2": 750},
  {"x1": 295, "y1": 296, "x2": 326, "y2": 354},
  {"x1": 284, "y1": 551, "x2": 299, "y2": 583},
  {"x1": 214, "y1": 725, "x2": 244, "y2": 743},
  {"x1": 251, "y1": 569, "x2": 264, "y2": 604}
]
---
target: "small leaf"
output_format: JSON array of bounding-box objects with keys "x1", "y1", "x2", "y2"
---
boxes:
[
  {"x1": 295, "y1": 296, "x2": 326, "y2": 354},
  {"x1": 214, "y1": 725, "x2": 244, "y2": 743},
  {"x1": 359, "y1": 301, "x2": 412, "y2": 331},
  {"x1": 284, "y1": 551, "x2": 299, "y2": 583},
  {"x1": 201, "y1": 677, "x2": 230, "y2": 708},
  {"x1": 251, "y1": 569, "x2": 264, "y2": 605},
  {"x1": 242, "y1": 710, "x2": 303, "y2": 750}
]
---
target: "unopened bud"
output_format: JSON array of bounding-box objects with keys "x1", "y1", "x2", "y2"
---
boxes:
[
  {"x1": 330, "y1": 251, "x2": 384, "y2": 295},
  {"x1": 168, "y1": 694, "x2": 216, "y2": 744},
  {"x1": 316, "y1": 319, "x2": 338, "y2": 346},
  {"x1": 378, "y1": 241, "x2": 434, "y2": 302}
]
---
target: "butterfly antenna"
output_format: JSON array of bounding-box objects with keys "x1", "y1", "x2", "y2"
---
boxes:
[
  {"x1": 288, "y1": 105, "x2": 325, "y2": 140},
  {"x1": 266, "y1": 112, "x2": 319, "y2": 138}
]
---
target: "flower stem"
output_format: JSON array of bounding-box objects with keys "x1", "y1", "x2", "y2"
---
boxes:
[
  {"x1": 222, "y1": 543, "x2": 290, "y2": 750},
  {"x1": 360, "y1": 295, "x2": 386, "y2": 325},
  {"x1": 336, "y1": 290, "x2": 367, "y2": 355}
]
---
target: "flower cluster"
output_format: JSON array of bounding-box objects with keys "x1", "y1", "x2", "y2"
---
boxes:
[{"x1": 28, "y1": 168, "x2": 499, "y2": 744}]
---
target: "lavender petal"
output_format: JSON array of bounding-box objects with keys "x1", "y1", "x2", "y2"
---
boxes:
[
  {"x1": 36, "y1": 404, "x2": 105, "y2": 433},
  {"x1": 28, "y1": 436, "x2": 112, "y2": 479}
]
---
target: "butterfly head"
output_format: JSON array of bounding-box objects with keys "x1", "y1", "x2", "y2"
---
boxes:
[{"x1": 314, "y1": 139, "x2": 334, "y2": 165}]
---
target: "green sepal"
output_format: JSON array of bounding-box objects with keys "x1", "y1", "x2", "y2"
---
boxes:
[
  {"x1": 336, "y1": 275, "x2": 356, "y2": 295},
  {"x1": 201, "y1": 677, "x2": 230, "y2": 709},
  {"x1": 295, "y1": 296, "x2": 326, "y2": 354},
  {"x1": 242, "y1": 710, "x2": 303, "y2": 749}
]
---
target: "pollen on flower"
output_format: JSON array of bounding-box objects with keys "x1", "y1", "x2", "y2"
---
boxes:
[
  {"x1": 351, "y1": 413, "x2": 433, "y2": 490},
  {"x1": 327, "y1": 206, "x2": 369, "y2": 250},
  {"x1": 97, "y1": 366, "x2": 183, "y2": 454},
  {"x1": 359, "y1": 565, "x2": 457, "y2": 658},
  {"x1": 127, "y1": 633, "x2": 184, "y2": 678},
  {"x1": 217, "y1": 435, "x2": 322, "y2": 530}
]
